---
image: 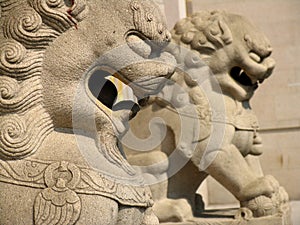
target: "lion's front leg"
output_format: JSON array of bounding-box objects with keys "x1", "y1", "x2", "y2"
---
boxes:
[
  {"x1": 194, "y1": 123, "x2": 291, "y2": 217},
  {"x1": 195, "y1": 124, "x2": 277, "y2": 202},
  {"x1": 205, "y1": 143, "x2": 276, "y2": 202}
]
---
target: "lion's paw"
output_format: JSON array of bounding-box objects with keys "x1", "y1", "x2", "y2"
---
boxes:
[
  {"x1": 241, "y1": 195, "x2": 277, "y2": 217},
  {"x1": 271, "y1": 186, "x2": 289, "y2": 206},
  {"x1": 241, "y1": 184, "x2": 289, "y2": 217},
  {"x1": 238, "y1": 175, "x2": 279, "y2": 201},
  {"x1": 265, "y1": 175, "x2": 280, "y2": 192}
]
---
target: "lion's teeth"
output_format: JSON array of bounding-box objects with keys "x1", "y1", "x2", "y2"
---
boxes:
[
  {"x1": 250, "y1": 75, "x2": 257, "y2": 84},
  {"x1": 250, "y1": 77, "x2": 258, "y2": 85},
  {"x1": 249, "y1": 52, "x2": 261, "y2": 63},
  {"x1": 241, "y1": 69, "x2": 258, "y2": 85},
  {"x1": 239, "y1": 69, "x2": 244, "y2": 76}
]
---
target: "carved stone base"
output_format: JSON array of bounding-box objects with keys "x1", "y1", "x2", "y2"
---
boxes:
[{"x1": 160, "y1": 205, "x2": 292, "y2": 225}]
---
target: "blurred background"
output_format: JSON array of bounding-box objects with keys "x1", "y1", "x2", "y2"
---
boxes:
[{"x1": 153, "y1": 0, "x2": 300, "y2": 222}]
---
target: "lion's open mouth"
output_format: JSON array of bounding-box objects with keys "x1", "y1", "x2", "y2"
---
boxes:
[
  {"x1": 230, "y1": 67, "x2": 258, "y2": 88},
  {"x1": 88, "y1": 68, "x2": 140, "y2": 119},
  {"x1": 86, "y1": 33, "x2": 174, "y2": 118},
  {"x1": 87, "y1": 65, "x2": 170, "y2": 118}
]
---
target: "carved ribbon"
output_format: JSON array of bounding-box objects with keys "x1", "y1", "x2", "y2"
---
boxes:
[{"x1": 0, "y1": 159, "x2": 153, "y2": 207}]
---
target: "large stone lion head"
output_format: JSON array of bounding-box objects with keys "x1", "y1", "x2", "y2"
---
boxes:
[
  {"x1": 171, "y1": 10, "x2": 275, "y2": 101},
  {"x1": 0, "y1": 0, "x2": 176, "y2": 173}
]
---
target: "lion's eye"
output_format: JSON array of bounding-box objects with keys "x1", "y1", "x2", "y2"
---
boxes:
[{"x1": 249, "y1": 52, "x2": 261, "y2": 63}]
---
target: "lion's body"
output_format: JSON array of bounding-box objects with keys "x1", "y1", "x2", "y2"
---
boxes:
[
  {"x1": 0, "y1": 0, "x2": 176, "y2": 224},
  {"x1": 125, "y1": 11, "x2": 288, "y2": 222}
]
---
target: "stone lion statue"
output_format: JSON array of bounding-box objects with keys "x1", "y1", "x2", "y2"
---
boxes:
[
  {"x1": 0, "y1": 0, "x2": 176, "y2": 224},
  {"x1": 124, "y1": 10, "x2": 290, "y2": 223}
]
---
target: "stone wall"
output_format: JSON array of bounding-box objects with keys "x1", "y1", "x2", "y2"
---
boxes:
[{"x1": 161, "y1": 0, "x2": 300, "y2": 203}]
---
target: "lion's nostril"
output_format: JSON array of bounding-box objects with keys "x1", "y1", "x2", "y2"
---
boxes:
[{"x1": 249, "y1": 52, "x2": 261, "y2": 63}]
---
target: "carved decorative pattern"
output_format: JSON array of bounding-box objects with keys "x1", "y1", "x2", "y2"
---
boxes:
[
  {"x1": 0, "y1": 76, "x2": 43, "y2": 113},
  {"x1": 130, "y1": 0, "x2": 170, "y2": 44},
  {"x1": 0, "y1": 0, "x2": 87, "y2": 161},
  {"x1": 34, "y1": 161, "x2": 81, "y2": 225},
  {"x1": 0, "y1": 39, "x2": 43, "y2": 78},
  {"x1": 131, "y1": 0, "x2": 155, "y2": 38},
  {"x1": 172, "y1": 10, "x2": 233, "y2": 52},
  {"x1": 0, "y1": 40, "x2": 51, "y2": 160},
  {"x1": 0, "y1": 0, "x2": 154, "y2": 223},
  {"x1": 3, "y1": 7, "x2": 59, "y2": 49},
  {"x1": 34, "y1": 188, "x2": 81, "y2": 225},
  {"x1": 0, "y1": 108, "x2": 52, "y2": 159},
  {"x1": 0, "y1": 159, "x2": 153, "y2": 207},
  {"x1": 0, "y1": 0, "x2": 18, "y2": 12},
  {"x1": 0, "y1": 8, "x2": 53, "y2": 160},
  {"x1": 29, "y1": 0, "x2": 88, "y2": 32}
]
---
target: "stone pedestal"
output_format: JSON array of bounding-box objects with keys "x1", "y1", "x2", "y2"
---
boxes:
[{"x1": 160, "y1": 204, "x2": 292, "y2": 225}]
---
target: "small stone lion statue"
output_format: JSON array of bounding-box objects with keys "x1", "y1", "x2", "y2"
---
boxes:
[
  {"x1": 124, "y1": 10, "x2": 290, "y2": 223},
  {"x1": 0, "y1": 0, "x2": 176, "y2": 224}
]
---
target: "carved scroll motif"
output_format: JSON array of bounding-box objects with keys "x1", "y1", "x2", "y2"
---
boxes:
[
  {"x1": 3, "y1": 7, "x2": 59, "y2": 49},
  {"x1": 0, "y1": 108, "x2": 52, "y2": 159},
  {"x1": 0, "y1": 40, "x2": 53, "y2": 159},
  {"x1": 0, "y1": 76, "x2": 43, "y2": 113},
  {"x1": 0, "y1": 39, "x2": 43, "y2": 78},
  {"x1": 29, "y1": 0, "x2": 88, "y2": 32},
  {"x1": 0, "y1": 0, "x2": 89, "y2": 160}
]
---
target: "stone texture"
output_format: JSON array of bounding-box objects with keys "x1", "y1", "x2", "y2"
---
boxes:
[
  {"x1": 124, "y1": 10, "x2": 292, "y2": 224},
  {"x1": 0, "y1": 0, "x2": 176, "y2": 224},
  {"x1": 159, "y1": 205, "x2": 292, "y2": 225},
  {"x1": 190, "y1": 0, "x2": 300, "y2": 203}
]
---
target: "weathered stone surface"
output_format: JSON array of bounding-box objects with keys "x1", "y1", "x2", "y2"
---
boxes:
[
  {"x1": 0, "y1": 0, "x2": 176, "y2": 224},
  {"x1": 159, "y1": 204, "x2": 292, "y2": 225},
  {"x1": 191, "y1": 0, "x2": 300, "y2": 204},
  {"x1": 124, "y1": 10, "x2": 292, "y2": 224}
]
